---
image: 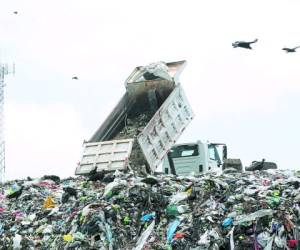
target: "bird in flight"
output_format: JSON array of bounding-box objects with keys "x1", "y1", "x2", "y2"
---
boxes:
[
  {"x1": 72, "y1": 76, "x2": 79, "y2": 80},
  {"x1": 282, "y1": 46, "x2": 300, "y2": 53},
  {"x1": 232, "y1": 39, "x2": 258, "y2": 49}
]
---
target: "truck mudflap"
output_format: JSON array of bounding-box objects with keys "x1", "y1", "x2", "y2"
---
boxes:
[
  {"x1": 75, "y1": 139, "x2": 134, "y2": 175},
  {"x1": 138, "y1": 85, "x2": 194, "y2": 171}
]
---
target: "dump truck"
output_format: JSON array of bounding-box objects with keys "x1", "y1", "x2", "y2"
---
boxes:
[
  {"x1": 163, "y1": 140, "x2": 243, "y2": 175},
  {"x1": 75, "y1": 61, "x2": 194, "y2": 175}
]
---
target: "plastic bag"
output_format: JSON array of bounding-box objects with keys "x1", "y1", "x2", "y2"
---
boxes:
[
  {"x1": 222, "y1": 218, "x2": 233, "y2": 227},
  {"x1": 43, "y1": 196, "x2": 56, "y2": 209},
  {"x1": 257, "y1": 232, "x2": 271, "y2": 247},
  {"x1": 264, "y1": 235, "x2": 274, "y2": 250},
  {"x1": 167, "y1": 219, "x2": 180, "y2": 243},
  {"x1": 170, "y1": 192, "x2": 189, "y2": 204},
  {"x1": 227, "y1": 226, "x2": 235, "y2": 250},
  {"x1": 141, "y1": 213, "x2": 155, "y2": 222},
  {"x1": 133, "y1": 220, "x2": 155, "y2": 250},
  {"x1": 13, "y1": 234, "x2": 22, "y2": 249},
  {"x1": 63, "y1": 234, "x2": 73, "y2": 242},
  {"x1": 234, "y1": 209, "x2": 273, "y2": 225},
  {"x1": 198, "y1": 231, "x2": 209, "y2": 247}
]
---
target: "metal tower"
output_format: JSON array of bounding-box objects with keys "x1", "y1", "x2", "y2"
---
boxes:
[{"x1": 0, "y1": 63, "x2": 14, "y2": 183}]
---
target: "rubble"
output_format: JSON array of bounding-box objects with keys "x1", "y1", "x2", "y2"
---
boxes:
[{"x1": 1, "y1": 169, "x2": 300, "y2": 249}]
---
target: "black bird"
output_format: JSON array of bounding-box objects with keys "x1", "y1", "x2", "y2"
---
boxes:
[
  {"x1": 102, "y1": 173, "x2": 115, "y2": 183},
  {"x1": 245, "y1": 159, "x2": 265, "y2": 171},
  {"x1": 72, "y1": 76, "x2": 78, "y2": 80},
  {"x1": 42, "y1": 175, "x2": 60, "y2": 184},
  {"x1": 141, "y1": 176, "x2": 159, "y2": 186},
  {"x1": 282, "y1": 46, "x2": 300, "y2": 53},
  {"x1": 232, "y1": 39, "x2": 258, "y2": 49},
  {"x1": 63, "y1": 187, "x2": 78, "y2": 197},
  {"x1": 61, "y1": 187, "x2": 78, "y2": 203},
  {"x1": 88, "y1": 168, "x2": 105, "y2": 181},
  {"x1": 13, "y1": 11, "x2": 18, "y2": 15},
  {"x1": 61, "y1": 193, "x2": 69, "y2": 203}
]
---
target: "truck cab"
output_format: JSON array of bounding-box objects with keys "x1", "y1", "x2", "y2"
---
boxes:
[{"x1": 163, "y1": 140, "x2": 228, "y2": 176}]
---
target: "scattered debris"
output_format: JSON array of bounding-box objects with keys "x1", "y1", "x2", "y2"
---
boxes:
[{"x1": 1, "y1": 169, "x2": 300, "y2": 249}]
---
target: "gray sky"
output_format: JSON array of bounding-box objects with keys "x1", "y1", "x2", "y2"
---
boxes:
[{"x1": 1, "y1": 0, "x2": 300, "y2": 180}]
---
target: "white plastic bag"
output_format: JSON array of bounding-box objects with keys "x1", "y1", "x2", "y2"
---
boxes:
[
  {"x1": 13, "y1": 234, "x2": 22, "y2": 250},
  {"x1": 133, "y1": 221, "x2": 155, "y2": 250}
]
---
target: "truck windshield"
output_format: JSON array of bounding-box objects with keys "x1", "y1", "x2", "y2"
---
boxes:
[{"x1": 170, "y1": 145, "x2": 199, "y2": 158}]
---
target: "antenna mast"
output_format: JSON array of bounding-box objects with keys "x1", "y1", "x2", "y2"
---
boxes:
[{"x1": 0, "y1": 63, "x2": 14, "y2": 183}]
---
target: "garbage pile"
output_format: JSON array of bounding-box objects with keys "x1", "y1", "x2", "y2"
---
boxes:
[{"x1": 1, "y1": 169, "x2": 300, "y2": 249}]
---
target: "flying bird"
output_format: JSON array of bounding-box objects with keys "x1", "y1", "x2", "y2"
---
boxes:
[
  {"x1": 282, "y1": 46, "x2": 300, "y2": 53},
  {"x1": 72, "y1": 76, "x2": 78, "y2": 80},
  {"x1": 232, "y1": 39, "x2": 258, "y2": 49}
]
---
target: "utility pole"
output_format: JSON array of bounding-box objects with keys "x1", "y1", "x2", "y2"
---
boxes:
[{"x1": 0, "y1": 63, "x2": 14, "y2": 183}]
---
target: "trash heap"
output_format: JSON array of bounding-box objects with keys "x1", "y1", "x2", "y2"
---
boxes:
[{"x1": 1, "y1": 169, "x2": 300, "y2": 249}]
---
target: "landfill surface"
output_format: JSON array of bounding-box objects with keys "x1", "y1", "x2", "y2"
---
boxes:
[{"x1": 1, "y1": 169, "x2": 300, "y2": 249}]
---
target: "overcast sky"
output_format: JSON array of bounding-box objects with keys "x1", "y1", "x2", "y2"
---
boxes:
[{"x1": 1, "y1": 0, "x2": 300, "y2": 180}]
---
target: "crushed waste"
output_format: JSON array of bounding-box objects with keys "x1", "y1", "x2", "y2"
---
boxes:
[{"x1": 1, "y1": 169, "x2": 300, "y2": 249}]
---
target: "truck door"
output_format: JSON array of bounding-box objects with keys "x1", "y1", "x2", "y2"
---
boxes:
[
  {"x1": 207, "y1": 144, "x2": 222, "y2": 171},
  {"x1": 165, "y1": 144, "x2": 201, "y2": 175}
]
